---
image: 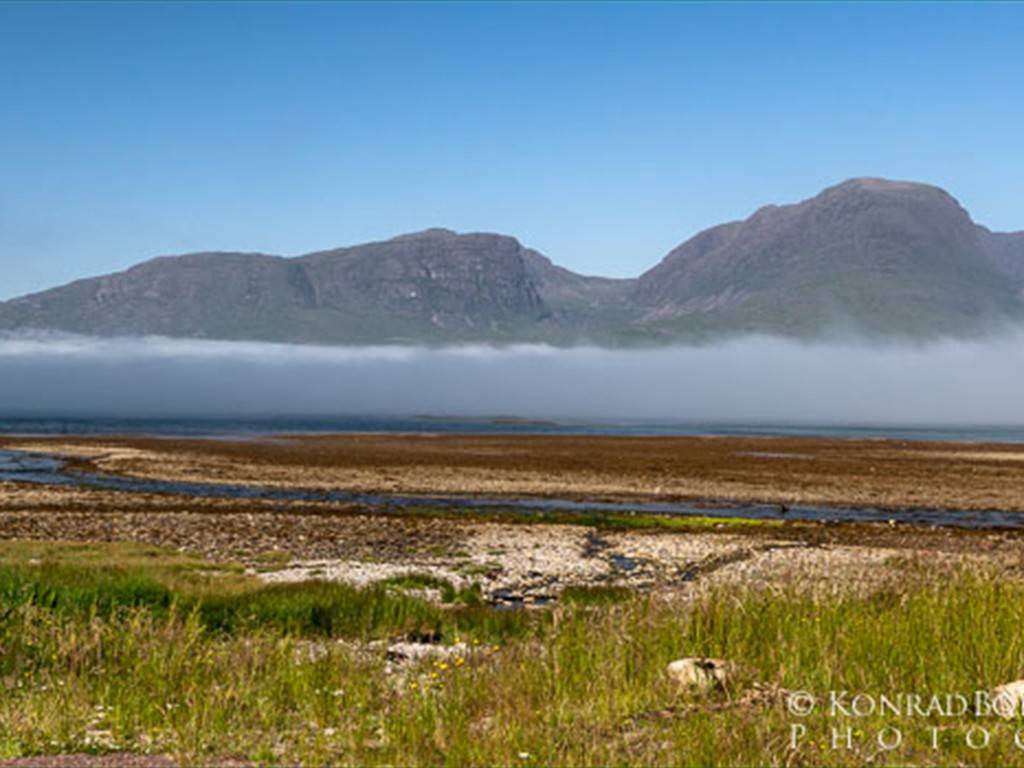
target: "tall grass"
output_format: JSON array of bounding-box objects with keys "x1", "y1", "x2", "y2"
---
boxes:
[
  {"x1": 0, "y1": 563, "x2": 533, "y2": 643},
  {"x1": 3, "y1": 564, "x2": 1024, "y2": 765}
]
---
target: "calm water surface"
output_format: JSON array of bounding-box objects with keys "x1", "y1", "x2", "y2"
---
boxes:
[{"x1": 2, "y1": 415, "x2": 1024, "y2": 442}]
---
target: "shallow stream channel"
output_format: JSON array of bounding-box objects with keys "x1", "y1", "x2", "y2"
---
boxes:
[{"x1": 2, "y1": 448, "x2": 1022, "y2": 530}]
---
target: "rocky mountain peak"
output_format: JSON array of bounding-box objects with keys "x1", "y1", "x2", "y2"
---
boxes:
[{"x1": 1, "y1": 178, "x2": 1021, "y2": 344}]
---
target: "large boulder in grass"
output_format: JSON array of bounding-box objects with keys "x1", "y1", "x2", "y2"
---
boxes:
[
  {"x1": 992, "y1": 680, "x2": 1024, "y2": 719},
  {"x1": 667, "y1": 658, "x2": 734, "y2": 692}
]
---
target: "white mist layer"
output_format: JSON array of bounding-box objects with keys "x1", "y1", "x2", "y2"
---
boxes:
[{"x1": 1, "y1": 333, "x2": 1023, "y2": 424}]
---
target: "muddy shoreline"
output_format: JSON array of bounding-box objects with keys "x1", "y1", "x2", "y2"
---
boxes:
[
  {"x1": 2, "y1": 433, "x2": 1024, "y2": 602},
  {"x1": 6, "y1": 432, "x2": 1024, "y2": 513},
  {"x1": 4, "y1": 446, "x2": 1024, "y2": 529}
]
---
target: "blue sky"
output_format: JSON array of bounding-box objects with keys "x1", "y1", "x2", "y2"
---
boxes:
[{"x1": 1, "y1": 1, "x2": 1022, "y2": 300}]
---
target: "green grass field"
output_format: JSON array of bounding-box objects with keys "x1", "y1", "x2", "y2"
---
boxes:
[{"x1": 2, "y1": 541, "x2": 1024, "y2": 766}]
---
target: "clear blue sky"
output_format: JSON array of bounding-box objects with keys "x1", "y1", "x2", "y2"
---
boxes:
[{"x1": 2, "y1": 1, "x2": 1022, "y2": 300}]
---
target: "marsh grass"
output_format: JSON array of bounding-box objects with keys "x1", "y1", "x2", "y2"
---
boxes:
[
  {"x1": 2, "y1": 542, "x2": 1024, "y2": 766},
  {"x1": 384, "y1": 505, "x2": 783, "y2": 532},
  {"x1": 0, "y1": 557, "x2": 531, "y2": 645},
  {"x1": 380, "y1": 573, "x2": 485, "y2": 607},
  {"x1": 560, "y1": 584, "x2": 635, "y2": 606}
]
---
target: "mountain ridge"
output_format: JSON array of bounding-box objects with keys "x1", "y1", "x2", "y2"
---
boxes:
[{"x1": 2, "y1": 178, "x2": 1022, "y2": 345}]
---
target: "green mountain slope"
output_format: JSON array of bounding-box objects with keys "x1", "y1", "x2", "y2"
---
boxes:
[
  {"x1": 630, "y1": 179, "x2": 1024, "y2": 340},
  {"x1": 1, "y1": 179, "x2": 1021, "y2": 345}
]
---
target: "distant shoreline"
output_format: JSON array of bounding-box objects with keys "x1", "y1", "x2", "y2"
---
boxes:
[{"x1": 3, "y1": 415, "x2": 1024, "y2": 443}]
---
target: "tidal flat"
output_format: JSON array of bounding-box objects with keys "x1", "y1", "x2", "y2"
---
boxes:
[
  {"x1": 3, "y1": 434, "x2": 1024, "y2": 766},
  {"x1": 8, "y1": 432, "x2": 1024, "y2": 511}
]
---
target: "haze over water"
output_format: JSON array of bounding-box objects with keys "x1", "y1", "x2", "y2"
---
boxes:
[
  {"x1": 2, "y1": 415, "x2": 1024, "y2": 444},
  {"x1": 3, "y1": 332, "x2": 1024, "y2": 443}
]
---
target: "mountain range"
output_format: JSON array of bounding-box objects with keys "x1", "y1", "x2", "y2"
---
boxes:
[{"x1": 2, "y1": 178, "x2": 1022, "y2": 346}]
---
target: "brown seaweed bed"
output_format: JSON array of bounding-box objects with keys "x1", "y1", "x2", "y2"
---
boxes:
[
  {"x1": 3, "y1": 432, "x2": 1024, "y2": 601},
  {"x1": 7, "y1": 432, "x2": 1024, "y2": 512}
]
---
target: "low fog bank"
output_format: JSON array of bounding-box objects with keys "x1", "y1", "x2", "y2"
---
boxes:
[{"x1": 1, "y1": 334, "x2": 1023, "y2": 424}]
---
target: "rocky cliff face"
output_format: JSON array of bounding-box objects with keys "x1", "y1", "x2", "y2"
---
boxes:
[
  {"x1": 297, "y1": 229, "x2": 549, "y2": 336},
  {"x1": 1, "y1": 179, "x2": 1022, "y2": 345}
]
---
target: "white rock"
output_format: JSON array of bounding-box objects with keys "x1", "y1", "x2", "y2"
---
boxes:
[
  {"x1": 386, "y1": 641, "x2": 469, "y2": 663},
  {"x1": 666, "y1": 657, "x2": 734, "y2": 691},
  {"x1": 992, "y1": 680, "x2": 1024, "y2": 719}
]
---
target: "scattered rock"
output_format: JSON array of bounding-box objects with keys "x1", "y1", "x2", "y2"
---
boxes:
[
  {"x1": 666, "y1": 658, "x2": 734, "y2": 691},
  {"x1": 386, "y1": 641, "x2": 469, "y2": 664},
  {"x1": 293, "y1": 640, "x2": 332, "y2": 664},
  {"x1": 992, "y1": 679, "x2": 1024, "y2": 718}
]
